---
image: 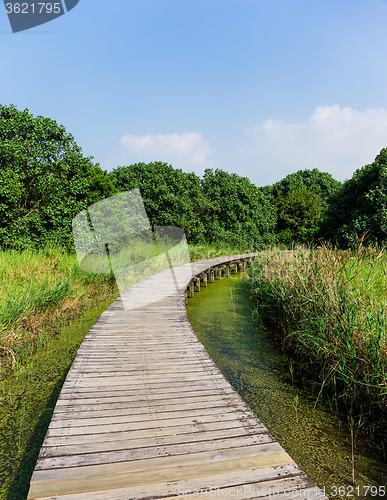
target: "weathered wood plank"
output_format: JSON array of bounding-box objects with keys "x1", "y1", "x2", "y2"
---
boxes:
[
  {"x1": 40, "y1": 427, "x2": 272, "y2": 457},
  {"x1": 54, "y1": 393, "x2": 247, "y2": 413},
  {"x1": 30, "y1": 448, "x2": 295, "y2": 496},
  {"x1": 37, "y1": 435, "x2": 278, "y2": 470},
  {"x1": 46, "y1": 407, "x2": 260, "y2": 438},
  {"x1": 58, "y1": 378, "x2": 235, "y2": 395},
  {"x1": 56, "y1": 385, "x2": 236, "y2": 401},
  {"x1": 42, "y1": 418, "x2": 266, "y2": 447},
  {"x1": 52, "y1": 396, "x2": 252, "y2": 417},
  {"x1": 27, "y1": 463, "x2": 306, "y2": 499},
  {"x1": 48, "y1": 404, "x2": 252, "y2": 429}
]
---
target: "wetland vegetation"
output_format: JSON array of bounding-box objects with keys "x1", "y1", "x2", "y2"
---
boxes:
[{"x1": 250, "y1": 244, "x2": 387, "y2": 447}]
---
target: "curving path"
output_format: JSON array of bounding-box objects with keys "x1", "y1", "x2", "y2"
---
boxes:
[{"x1": 28, "y1": 254, "x2": 328, "y2": 500}]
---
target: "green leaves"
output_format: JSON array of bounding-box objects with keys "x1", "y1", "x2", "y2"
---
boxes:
[
  {"x1": 274, "y1": 186, "x2": 325, "y2": 243},
  {"x1": 110, "y1": 163, "x2": 277, "y2": 249},
  {"x1": 270, "y1": 168, "x2": 341, "y2": 245},
  {"x1": 110, "y1": 162, "x2": 207, "y2": 243},
  {"x1": 201, "y1": 168, "x2": 277, "y2": 248},
  {"x1": 321, "y1": 148, "x2": 387, "y2": 247},
  {"x1": 0, "y1": 104, "x2": 118, "y2": 251}
]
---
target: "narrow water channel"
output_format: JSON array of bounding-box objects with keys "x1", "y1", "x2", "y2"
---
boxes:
[
  {"x1": 186, "y1": 271, "x2": 387, "y2": 500},
  {"x1": 0, "y1": 298, "x2": 117, "y2": 500}
]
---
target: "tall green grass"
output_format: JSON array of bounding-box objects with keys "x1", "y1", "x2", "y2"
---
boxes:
[
  {"x1": 250, "y1": 244, "x2": 387, "y2": 441},
  {"x1": 0, "y1": 245, "x2": 119, "y2": 379},
  {"x1": 188, "y1": 242, "x2": 254, "y2": 261}
]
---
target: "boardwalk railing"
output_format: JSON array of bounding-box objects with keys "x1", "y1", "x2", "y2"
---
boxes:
[{"x1": 28, "y1": 254, "x2": 327, "y2": 500}]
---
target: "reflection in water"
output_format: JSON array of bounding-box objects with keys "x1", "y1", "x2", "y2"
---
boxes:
[{"x1": 186, "y1": 272, "x2": 387, "y2": 499}]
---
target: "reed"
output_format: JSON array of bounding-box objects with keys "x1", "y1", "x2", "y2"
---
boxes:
[{"x1": 250, "y1": 243, "x2": 387, "y2": 440}]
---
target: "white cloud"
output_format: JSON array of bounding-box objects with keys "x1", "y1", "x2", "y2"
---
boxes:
[
  {"x1": 241, "y1": 105, "x2": 387, "y2": 183},
  {"x1": 115, "y1": 132, "x2": 213, "y2": 173}
]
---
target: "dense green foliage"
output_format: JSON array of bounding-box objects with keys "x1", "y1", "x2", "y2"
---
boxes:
[
  {"x1": 110, "y1": 162, "x2": 207, "y2": 242},
  {"x1": 200, "y1": 168, "x2": 277, "y2": 247},
  {"x1": 273, "y1": 187, "x2": 324, "y2": 243},
  {"x1": 270, "y1": 169, "x2": 341, "y2": 244},
  {"x1": 110, "y1": 163, "x2": 277, "y2": 249},
  {"x1": 321, "y1": 149, "x2": 387, "y2": 248},
  {"x1": 272, "y1": 168, "x2": 341, "y2": 201},
  {"x1": 4, "y1": 104, "x2": 387, "y2": 252},
  {"x1": 0, "y1": 104, "x2": 118, "y2": 251}
]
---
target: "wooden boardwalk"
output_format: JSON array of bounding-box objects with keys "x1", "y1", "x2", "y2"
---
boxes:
[{"x1": 28, "y1": 254, "x2": 328, "y2": 500}]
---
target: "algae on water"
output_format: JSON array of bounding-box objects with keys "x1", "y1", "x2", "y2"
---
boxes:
[{"x1": 0, "y1": 299, "x2": 114, "y2": 500}]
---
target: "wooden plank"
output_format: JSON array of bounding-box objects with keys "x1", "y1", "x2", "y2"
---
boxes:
[
  {"x1": 45, "y1": 412, "x2": 260, "y2": 437},
  {"x1": 42, "y1": 418, "x2": 267, "y2": 447},
  {"x1": 58, "y1": 378, "x2": 235, "y2": 395},
  {"x1": 56, "y1": 386, "x2": 237, "y2": 402},
  {"x1": 30, "y1": 449, "x2": 295, "y2": 497},
  {"x1": 50, "y1": 401, "x2": 251, "y2": 422},
  {"x1": 64, "y1": 364, "x2": 220, "y2": 379},
  {"x1": 40, "y1": 427, "x2": 272, "y2": 457},
  {"x1": 52, "y1": 396, "x2": 252, "y2": 417},
  {"x1": 28, "y1": 463, "x2": 309, "y2": 500},
  {"x1": 47, "y1": 404, "x2": 252, "y2": 429},
  {"x1": 37, "y1": 435, "x2": 277, "y2": 469},
  {"x1": 53, "y1": 393, "x2": 247, "y2": 412}
]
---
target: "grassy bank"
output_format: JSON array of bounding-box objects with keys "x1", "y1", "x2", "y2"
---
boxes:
[
  {"x1": 250, "y1": 244, "x2": 387, "y2": 448},
  {"x1": 0, "y1": 246, "x2": 120, "y2": 382},
  {"x1": 0, "y1": 242, "x2": 252, "y2": 382}
]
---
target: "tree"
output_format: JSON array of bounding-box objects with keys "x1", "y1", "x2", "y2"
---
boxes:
[
  {"x1": 109, "y1": 162, "x2": 207, "y2": 243},
  {"x1": 272, "y1": 168, "x2": 341, "y2": 203},
  {"x1": 274, "y1": 187, "x2": 324, "y2": 243},
  {"x1": 200, "y1": 168, "x2": 277, "y2": 248},
  {"x1": 111, "y1": 164, "x2": 278, "y2": 249},
  {"x1": 0, "y1": 104, "x2": 118, "y2": 250},
  {"x1": 271, "y1": 169, "x2": 341, "y2": 244},
  {"x1": 320, "y1": 148, "x2": 387, "y2": 247}
]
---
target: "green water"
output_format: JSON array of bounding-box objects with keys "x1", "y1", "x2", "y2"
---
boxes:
[
  {"x1": 186, "y1": 271, "x2": 387, "y2": 500},
  {"x1": 0, "y1": 298, "x2": 116, "y2": 500}
]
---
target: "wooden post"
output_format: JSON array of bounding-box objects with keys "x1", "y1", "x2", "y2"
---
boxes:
[
  {"x1": 203, "y1": 273, "x2": 207, "y2": 287},
  {"x1": 185, "y1": 289, "x2": 188, "y2": 305},
  {"x1": 234, "y1": 263, "x2": 238, "y2": 274},
  {"x1": 210, "y1": 270, "x2": 214, "y2": 283},
  {"x1": 189, "y1": 282, "x2": 194, "y2": 298},
  {"x1": 241, "y1": 260, "x2": 245, "y2": 271},
  {"x1": 195, "y1": 277, "x2": 200, "y2": 292},
  {"x1": 217, "y1": 267, "x2": 222, "y2": 280},
  {"x1": 226, "y1": 265, "x2": 230, "y2": 277}
]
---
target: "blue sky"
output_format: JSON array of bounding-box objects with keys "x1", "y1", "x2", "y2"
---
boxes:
[{"x1": 2, "y1": 0, "x2": 387, "y2": 187}]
